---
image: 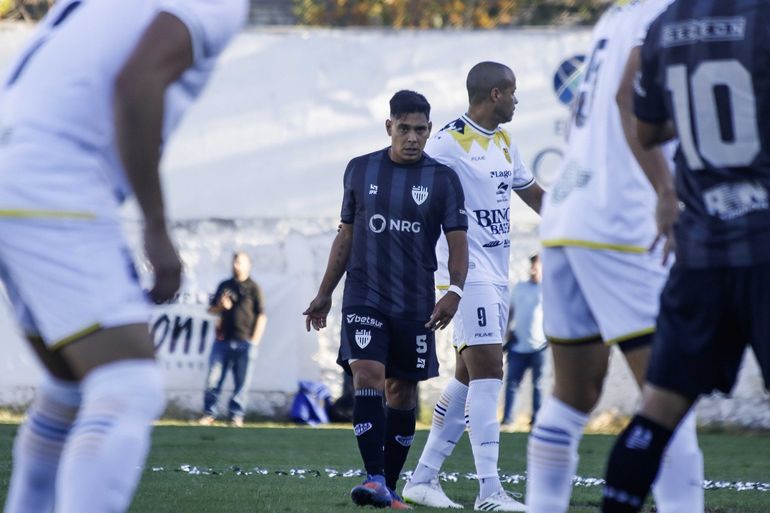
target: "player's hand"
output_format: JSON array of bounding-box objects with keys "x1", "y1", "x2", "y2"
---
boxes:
[
  {"x1": 303, "y1": 294, "x2": 332, "y2": 332},
  {"x1": 426, "y1": 292, "x2": 460, "y2": 331},
  {"x1": 650, "y1": 189, "x2": 679, "y2": 265},
  {"x1": 144, "y1": 224, "x2": 182, "y2": 304}
]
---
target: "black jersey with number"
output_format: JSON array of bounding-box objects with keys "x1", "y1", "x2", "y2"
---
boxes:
[
  {"x1": 636, "y1": 0, "x2": 770, "y2": 268},
  {"x1": 340, "y1": 148, "x2": 467, "y2": 320}
]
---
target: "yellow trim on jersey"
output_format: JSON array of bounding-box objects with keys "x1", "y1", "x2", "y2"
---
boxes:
[
  {"x1": 541, "y1": 239, "x2": 648, "y2": 253},
  {"x1": 436, "y1": 285, "x2": 449, "y2": 291},
  {"x1": 448, "y1": 128, "x2": 493, "y2": 153},
  {"x1": 50, "y1": 323, "x2": 102, "y2": 351},
  {"x1": 0, "y1": 209, "x2": 96, "y2": 220},
  {"x1": 546, "y1": 333, "x2": 602, "y2": 344},
  {"x1": 606, "y1": 327, "x2": 655, "y2": 345},
  {"x1": 547, "y1": 327, "x2": 656, "y2": 346},
  {"x1": 447, "y1": 124, "x2": 511, "y2": 155}
]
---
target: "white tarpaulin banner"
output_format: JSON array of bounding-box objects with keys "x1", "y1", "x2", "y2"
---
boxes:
[{"x1": 0, "y1": 25, "x2": 767, "y2": 425}]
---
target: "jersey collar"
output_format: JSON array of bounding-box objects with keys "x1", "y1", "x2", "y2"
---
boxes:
[{"x1": 461, "y1": 113, "x2": 497, "y2": 138}]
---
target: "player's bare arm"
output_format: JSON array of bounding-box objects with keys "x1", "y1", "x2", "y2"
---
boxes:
[
  {"x1": 114, "y1": 12, "x2": 194, "y2": 303},
  {"x1": 637, "y1": 118, "x2": 677, "y2": 149},
  {"x1": 617, "y1": 46, "x2": 678, "y2": 263},
  {"x1": 303, "y1": 222, "x2": 354, "y2": 331},
  {"x1": 426, "y1": 229, "x2": 468, "y2": 331},
  {"x1": 515, "y1": 181, "x2": 545, "y2": 213}
]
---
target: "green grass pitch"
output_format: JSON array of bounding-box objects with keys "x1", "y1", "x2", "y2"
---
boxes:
[{"x1": 0, "y1": 423, "x2": 767, "y2": 512}]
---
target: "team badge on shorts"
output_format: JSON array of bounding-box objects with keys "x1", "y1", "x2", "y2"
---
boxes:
[
  {"x1": 355, "y1": 329, "x2": 372, "y2": 349},
  {"x1": 412, "y1": 185, "x2": 429, "y2": 205}
]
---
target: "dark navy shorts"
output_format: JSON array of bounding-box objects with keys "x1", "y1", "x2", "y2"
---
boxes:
[
  {"x1": 647, "y1": 262, "x2": 770, "y2": 399},
  {"x1": 337, "y1": 306, "x2": 439, "y2": 382}
]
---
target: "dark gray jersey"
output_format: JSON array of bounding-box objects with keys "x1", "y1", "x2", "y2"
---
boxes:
[
  {"x1": 340, "y1": 148, "x2": 467, "y2": 320},
  {"x1": 637, "y1": 0, "x2": 770, "y2": 267}
]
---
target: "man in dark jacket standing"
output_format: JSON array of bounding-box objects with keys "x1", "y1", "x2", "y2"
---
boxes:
[{"x1": 200, "y1": 251, "x2": 267, "y2": 427}]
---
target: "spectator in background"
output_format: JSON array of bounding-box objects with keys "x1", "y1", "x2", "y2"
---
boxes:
[
  {"x1": 199, "y1": 252, "x2": 266, "y2": 427},
  {"x1": 501, "y1": 252, "x2": 546, "y2": 427}
]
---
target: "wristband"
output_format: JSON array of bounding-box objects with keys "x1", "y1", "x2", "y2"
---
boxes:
[{"x1": 447, "y1": 284, "x2": 463, "y2": 298}]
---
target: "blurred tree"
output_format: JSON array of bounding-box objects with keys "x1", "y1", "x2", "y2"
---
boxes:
[
  {"x1": 0, "y1": 0, "x2": 52, "y2": 21},
  {"x1": 1, "y1": 0, "x2": 609, "y2": 26},
  {"x1": 293, "y1": 0, "x2": 610, "y2": 27}
]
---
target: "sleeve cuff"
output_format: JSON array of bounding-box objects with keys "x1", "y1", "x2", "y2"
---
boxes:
[
  {"x1": 160, "y1": 4, "x2": 205, "y2": 63},
  {"x1": 511, "y1": 176, "x2": 536, "y2": 191}
]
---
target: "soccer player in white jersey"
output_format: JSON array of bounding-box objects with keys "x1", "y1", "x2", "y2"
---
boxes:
[
  {"x1": 0, "y1": 1, "x2": 246, "y2": 512},
  {"x1": 528, "y1": 2, "x2": 704, "y2": 513},
  {"x1": 404, "y1": 62, "x2": 544, "y2": 512}
]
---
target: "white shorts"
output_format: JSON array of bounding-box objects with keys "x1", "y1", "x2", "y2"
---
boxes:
[
  {"x1": 542, "y1": 246, "x2": 668, "y2": 345},
  {"x1": 440, "y1": 283, "x2": 509, "y2": 351},
  {"x1": 0, "y1": 137, "x2": 150, "y2": 349}
]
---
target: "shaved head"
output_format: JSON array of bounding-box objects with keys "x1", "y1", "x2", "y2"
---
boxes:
[{"x1": 466, "y1": 61, "x2": 515, "y2": 105}]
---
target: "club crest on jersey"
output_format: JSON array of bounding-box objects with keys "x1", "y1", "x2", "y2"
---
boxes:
[
  {"x1": 355, "y1": 329, "x2": 372, "y2": 349},
  {"x1": 412, "y1": 185, "x2": 429, "y2": 205},
  {"x1": 502, "y1": 147, "x2": 512, "y2": 164}
]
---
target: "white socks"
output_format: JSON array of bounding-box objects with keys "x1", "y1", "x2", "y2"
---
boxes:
[
  {"x1": 466, "y1": 379, "x2": 503, "y2": 499},
  {"x1": 56, "y1": 360, "x2": 166, "y2": 513},
  {"x1": 526, "y1": 397, "x2": 589, "y2": 513},
  {"x1": 653, "y1": 410, "x2": 704, "y2": 513},
  {"x1": 412, "y1": 378, "x2": 469, "y2": 483},
  {"x1": 4, "y1": 377, "x2": 81, "y2": 513},
  {"x1": 411, "y1": 377, "x2": 513, "y2": 500}
]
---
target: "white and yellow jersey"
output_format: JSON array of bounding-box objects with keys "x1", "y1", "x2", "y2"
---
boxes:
[
  {"x1": 429, "y1": 114, "x2": 535, "y2": 287},
  {"x1": 539, "y1": 0, "x2": 673, "y2": 252},
  {"x1": 0, "y1": 0, "x2": 247, "y2": 203}
]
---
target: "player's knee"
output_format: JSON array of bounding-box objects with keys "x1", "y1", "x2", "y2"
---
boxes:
[
  {"x1": 464, "y1": 347, "x2": 504, "y2": 380},
  {"x1": 352, "y1": 363, "x2": 385, "y2": 390},
  {"x1": 386, "y1": 380, "x2": 418, "y2": 409},
  {"x1": 554, "y1": 379, "x2": 603, "y2": 413}
]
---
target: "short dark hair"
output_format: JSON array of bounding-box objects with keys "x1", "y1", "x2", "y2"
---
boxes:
[
  {"x1": 389, "y1": 90, "x2": 431, "y2": 120},
  {"x1": 466, "y1": 61, "x2": 514, "y2": 104},
  {"x1": 529, "y1": 252, "x2": 539, "y2": 264}
]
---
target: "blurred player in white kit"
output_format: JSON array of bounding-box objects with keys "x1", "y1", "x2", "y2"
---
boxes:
[
  {"x1": 529, "y1": 1, "x2": 704, "y2": 512},
  {"x1": 0, "y1": 1, "x2": 246, "y2": 511}
]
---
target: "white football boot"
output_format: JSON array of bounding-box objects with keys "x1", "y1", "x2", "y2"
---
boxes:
[
  {"x1": 402, "y1": 478, "x2": 463, "y2": 509},
  {"x1": 473, "y1": 489, "x2": 527, "y2": 511}
]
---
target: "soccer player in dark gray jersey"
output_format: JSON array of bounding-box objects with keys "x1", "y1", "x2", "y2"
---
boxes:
[
  {"x1": 304, "y1": 90, "x2": 469, "y2": 509},
  {"x1": 603, "y1": 2, "x2": 770, "y2": 512},
  {"x1": 340, "y1": 146, "x2": 467, "y2": 320}
]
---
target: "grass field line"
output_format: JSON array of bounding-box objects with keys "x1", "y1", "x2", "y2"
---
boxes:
[{"x1": 148, "y1": 465, "x2": 770, "y2": 492}]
